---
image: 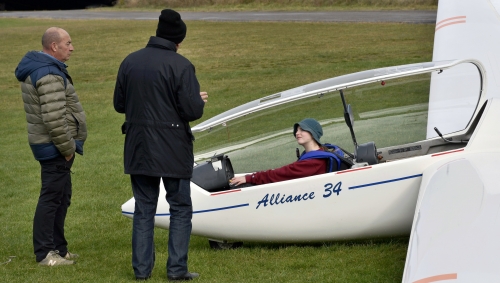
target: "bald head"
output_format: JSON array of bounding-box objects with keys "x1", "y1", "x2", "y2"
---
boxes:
[
  {"x1": 42, "y1": 27, "x2": 62, "y2": 49},
  {"x1": 42, "y1": 27, "x2": 74, "y2": 62}
]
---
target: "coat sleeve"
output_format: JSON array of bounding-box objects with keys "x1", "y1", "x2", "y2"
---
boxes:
[
  {"x1": 245, "y1": 158, "x2": 327, "y2": 185},
  {"x1": 113, "y1": 62, "x2": 126, "y2": 114},
  {"x1": 37, "y1": 74, "x2": 75, "y2": 156},
  {"x1": 175, "y1": 64, "x2": 205, "y2": 122}
]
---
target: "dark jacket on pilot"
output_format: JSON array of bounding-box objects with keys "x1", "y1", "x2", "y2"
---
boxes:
[
  {"x1": 113, "y1": 36, "x2": 205, "y2": 178},
  {"x1": 15, "y1": 51, "x2": 87, "y2": 160}
]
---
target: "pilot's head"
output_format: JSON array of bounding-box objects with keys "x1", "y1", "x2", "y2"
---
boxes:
[
  {"x1": 156, "y1": 9, "x2": 186, "y2": 44},
  {"x1": 293, "y1": 118, "x2": 323, "y2": 146}
]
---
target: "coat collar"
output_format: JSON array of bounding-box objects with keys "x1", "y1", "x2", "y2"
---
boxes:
[{"x1": 146, "y1": 36, "x2": 178, "y2": 52}]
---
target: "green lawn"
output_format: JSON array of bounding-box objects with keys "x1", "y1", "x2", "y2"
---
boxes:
[{"x1": 0, "y1": 17, "x2": 434, "y2": 282}]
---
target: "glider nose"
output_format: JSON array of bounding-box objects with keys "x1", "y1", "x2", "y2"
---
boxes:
[{"x1": 121, "y1": 197, "x2": 135, "y2": 219}]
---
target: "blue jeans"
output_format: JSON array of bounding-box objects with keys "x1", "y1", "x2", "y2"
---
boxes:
[{"x1": 131, "y1": 175, "x2": 193, "y2": 278}]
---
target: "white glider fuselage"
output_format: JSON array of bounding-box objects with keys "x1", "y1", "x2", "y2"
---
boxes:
[
  {"x1": 122, "y1": 59, "x2": 486, "y2": 244},
  {"x1": 122, "y1": 145, "x2": 470, "y2": 242},
  {"x1": 184, "y1": 156, "x2": 426, "y2": 242}
]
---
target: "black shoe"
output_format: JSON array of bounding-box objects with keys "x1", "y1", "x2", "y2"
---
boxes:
[
  {"x1": 136, "y1": 274, "x2": 151, "y2": 281},
  {"x1": 167, "y1": 272, "x2": 199, "y2": 281}
]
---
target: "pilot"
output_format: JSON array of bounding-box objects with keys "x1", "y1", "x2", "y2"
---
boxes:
[{"x1": 230, "y1": 118, "x2": 345, "y2": 186}]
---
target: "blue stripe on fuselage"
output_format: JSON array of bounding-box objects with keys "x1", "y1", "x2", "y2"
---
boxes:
[
  {"x1": 121, "y1": 174, "x2": 423, "y2": 216},
  {"x1": 121, "y1": 203, "x2": 250, "y2": 217},
  {"x1": 348, "y1": 174, "x2": 423, "y2": 190}
]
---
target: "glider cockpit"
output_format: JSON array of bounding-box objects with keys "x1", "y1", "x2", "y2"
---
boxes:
[{"x1": 188, "y1": 59, "x2": 484, "y2": 193}]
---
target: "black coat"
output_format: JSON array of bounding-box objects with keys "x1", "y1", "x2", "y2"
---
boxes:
[{"x1": 113, "y1": 36, "x2": 205, "y2": 178}]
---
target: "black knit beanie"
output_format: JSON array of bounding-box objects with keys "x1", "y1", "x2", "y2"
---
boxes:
[{"x1": 156, "y1": 9, "x2": 186, "y2": 44}]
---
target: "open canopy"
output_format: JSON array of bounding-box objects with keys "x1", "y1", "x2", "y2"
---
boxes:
[
  {"x1": 192, "y1": 59, "x2": 484, "y2": 133},
  {"x1": 192, "y1": 59, "x2": 484, "y2": 174}
]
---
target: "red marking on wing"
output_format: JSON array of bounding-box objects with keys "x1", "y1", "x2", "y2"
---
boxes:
[
  {"x1": 436, "y1": 16, "x2": 466, "y2": 31},
  {"x1": 413, "y1": 273, "x2": 457, "y2": 283}
]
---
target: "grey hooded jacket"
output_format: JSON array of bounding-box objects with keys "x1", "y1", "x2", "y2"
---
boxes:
[{"x1": 15, "y1": 51, "x2": 87, "y2": 160}]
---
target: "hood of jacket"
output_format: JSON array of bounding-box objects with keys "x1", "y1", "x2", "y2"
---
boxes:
[{"x1": 15, "y1": 51, "x2": 71, "y2": 87}]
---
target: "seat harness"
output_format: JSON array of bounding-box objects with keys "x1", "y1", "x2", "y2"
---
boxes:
[{"x1": 298, "y1": 143, "x2": 344, "y2": 173}]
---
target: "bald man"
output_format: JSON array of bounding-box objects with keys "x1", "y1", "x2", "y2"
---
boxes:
[{"x1": 15, "y1": 27, "x2": 87, "y2": 266}]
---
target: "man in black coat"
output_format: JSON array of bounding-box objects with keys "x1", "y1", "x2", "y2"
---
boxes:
[{"x1": 113, "y1": 9, "x2": 207, "y2": 281}]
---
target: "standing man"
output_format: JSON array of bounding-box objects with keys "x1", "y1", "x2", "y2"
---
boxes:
[
  {"x1": 113, "y1": 9, "x2": 207, "y2": 281},
  {"x1": 15, "y1": 27, "x2": 87, "y2": 266}
]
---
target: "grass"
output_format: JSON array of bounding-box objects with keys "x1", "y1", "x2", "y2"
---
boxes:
[{"x1": 0, "y1": 16, "x2": 434, "y2": 282}]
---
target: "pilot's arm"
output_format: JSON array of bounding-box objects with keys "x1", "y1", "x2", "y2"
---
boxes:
[{"x1": 230, "y1": 158, "x2": 327, "y2": 186}]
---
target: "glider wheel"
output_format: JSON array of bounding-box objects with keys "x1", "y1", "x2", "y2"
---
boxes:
[{"x1": 208, "y1": 239, "x2": 243, "y2": 250}]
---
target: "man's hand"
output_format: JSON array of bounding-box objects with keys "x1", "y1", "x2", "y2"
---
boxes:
[
  {"x1": 200, "y1": 92, "x2": 208, "y2": 103},
  {"x1": 65, "y1": 154, "x2": 74, "y2": 161},
  {"x1": 229, "y1": 176, "x2": 246, "y2": 186}
]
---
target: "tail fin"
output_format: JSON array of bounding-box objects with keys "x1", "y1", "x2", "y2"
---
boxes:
[{"x1": 427, "y1": 0, "x2": 500, "y2": 138}]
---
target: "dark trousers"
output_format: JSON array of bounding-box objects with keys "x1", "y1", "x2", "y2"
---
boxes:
[
  {"x1": 34, "y1": 155, "x2": 74, "y2": 262},
  {"x1": 130, "y1": 175, "x2": 193, "y2": 278}
]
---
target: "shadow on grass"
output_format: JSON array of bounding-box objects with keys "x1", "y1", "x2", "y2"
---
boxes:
[{"x1": 217, "y1": 236, "x2": 410, "y2": 251}]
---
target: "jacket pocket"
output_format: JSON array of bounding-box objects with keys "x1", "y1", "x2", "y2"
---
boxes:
[
  {"x1": 71, "y1": 113, "x2": 80, "y2": 134},
  {"x1": 70, "y1": 112, "x2": 87, "y2": 140}
]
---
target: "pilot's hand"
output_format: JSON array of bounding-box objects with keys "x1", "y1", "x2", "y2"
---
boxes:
[
  {"x1": 65, "y1": 154, "x2": 74, "y2": 161},
  {"x1": 200, "y1": 92, "x2": 208, "y2": 103},
  {"x1": 230, "y1": 176, "x2": 246, "y2": 186}
]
